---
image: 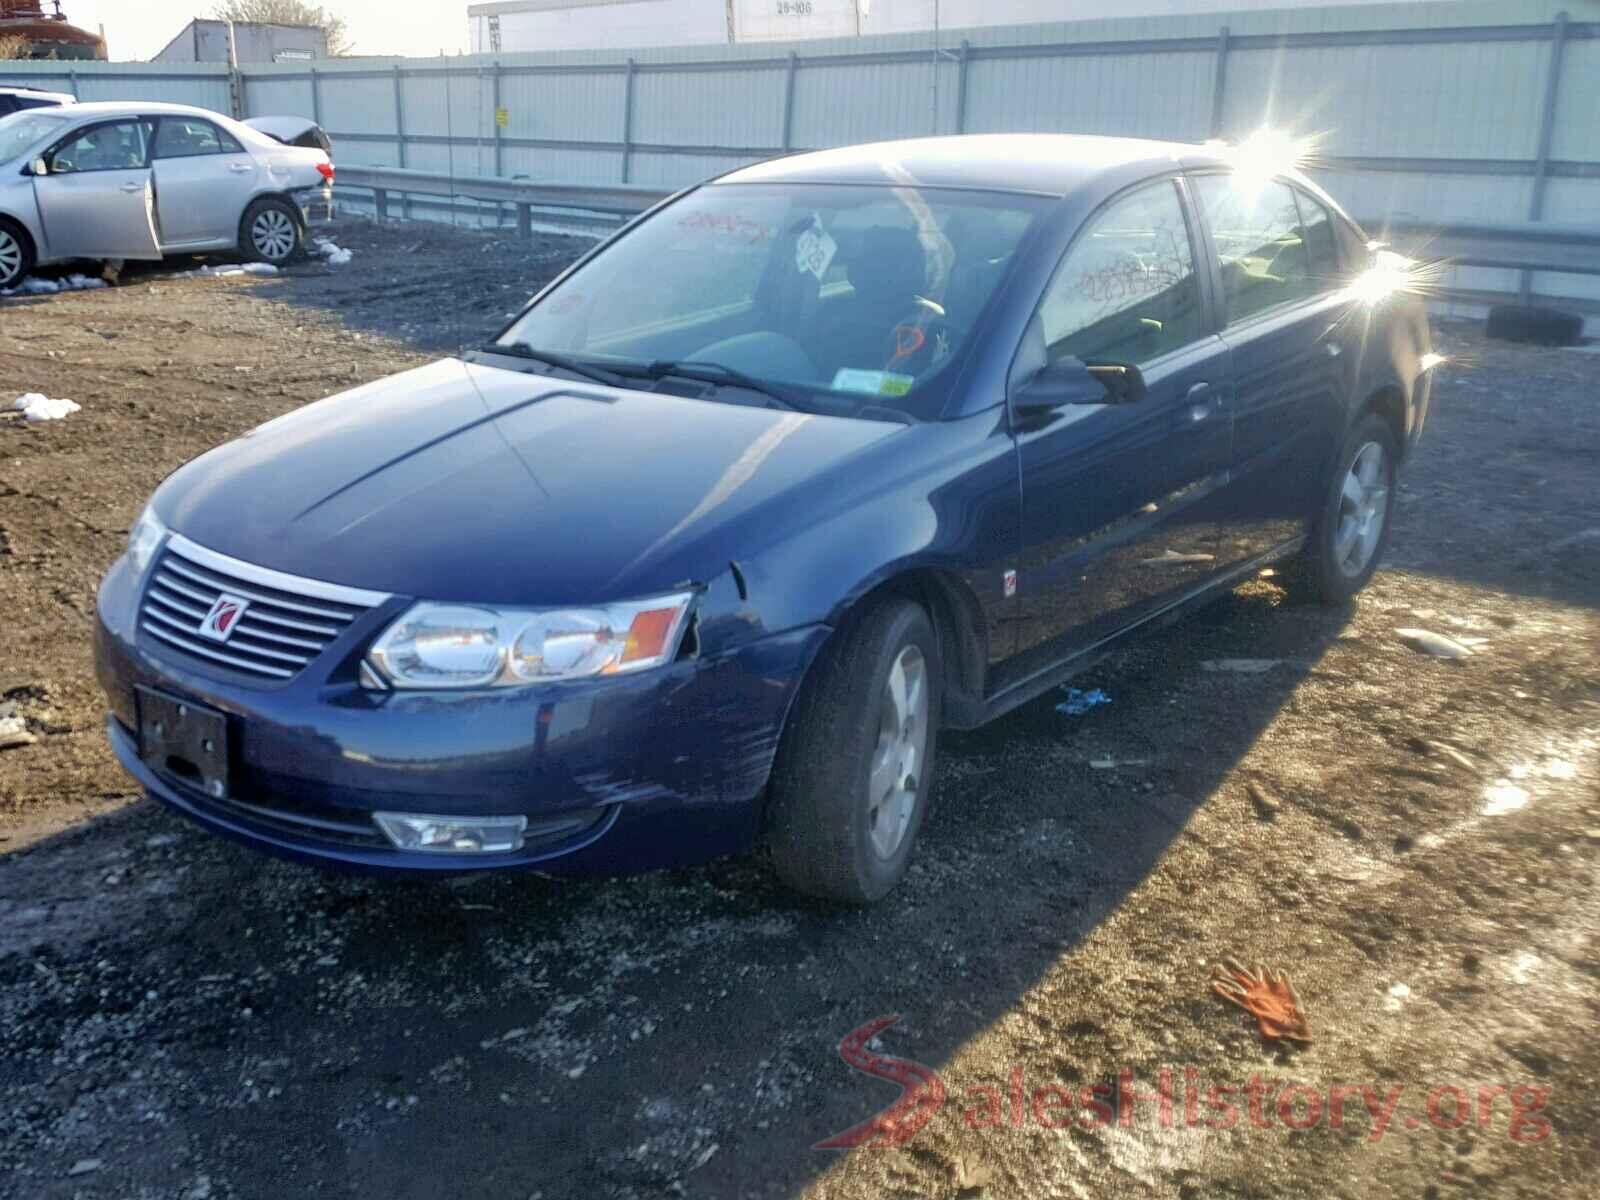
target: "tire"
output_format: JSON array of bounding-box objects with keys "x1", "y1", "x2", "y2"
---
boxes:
[
  {"x1": 0, "y1": 219, "x2": 34, "y2": 291},
  {"x1": 766, "y1": 596, "x2": 943, "y2": 904},
  {"x1": 1283, "y1": 412, "x2": 1399, "y2": 605},
  {"x1": 239, "y1": 197, "x2": 303, "y2": 266},
  {"x1": 1485, "y1": 304, "x2": 1582, "y2": 348}
]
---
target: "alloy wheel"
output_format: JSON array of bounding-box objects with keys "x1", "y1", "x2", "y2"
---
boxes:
[
  {"x1": 251, "y1": 209, "x2": 296, "y2": 261},
  {"x1": 867, "y1": 644, "x2": 929, "y2": 860},
  {"x1": 1333, "y1": 441, "x2": 1389, "y2": 577},
  {"x1": 0, "y1": 230, "x2": 23, "y2": 288}
]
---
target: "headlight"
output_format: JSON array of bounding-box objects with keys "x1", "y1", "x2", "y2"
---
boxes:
[
  {"x1": 365, "y1": 593, "x2": 694, "y2": 689},
  {"x1": 128, "y1": 507, "x2": 166, "y2": 577}
]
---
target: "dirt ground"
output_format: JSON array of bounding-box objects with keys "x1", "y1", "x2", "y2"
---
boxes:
[{"x1": 1, "y1": 219, "x2": 1597, "y2": 1200}]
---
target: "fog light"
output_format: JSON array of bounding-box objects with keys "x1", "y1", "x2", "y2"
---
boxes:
[{"x1": 373, "y1": 811, "x2": 528, "y2": 853}]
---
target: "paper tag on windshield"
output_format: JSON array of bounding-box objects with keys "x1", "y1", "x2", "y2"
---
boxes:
[
  {"x1": 795, "y1": 214, "x2": 837, "y2": 280},
  {"x1": 832, "y1": 368, "x2": 914, "y2": 398}
]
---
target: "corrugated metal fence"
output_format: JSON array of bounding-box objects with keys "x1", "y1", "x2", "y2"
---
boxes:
[{"x1": 4, "y1": 0, "x2": 1597, "y2": 303}]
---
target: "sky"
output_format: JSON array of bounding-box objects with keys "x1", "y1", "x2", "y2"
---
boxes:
[{"x1": 64, "y1": 1, "x2": 469, "y2": 62}]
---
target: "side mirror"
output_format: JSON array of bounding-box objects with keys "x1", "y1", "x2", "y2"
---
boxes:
[
  {"x1": 1012, "y1": 357, "x2": 1146, "y2": 419},
  {"x1": 29, "y1": 157, "x2": 48, "y2": 177}
]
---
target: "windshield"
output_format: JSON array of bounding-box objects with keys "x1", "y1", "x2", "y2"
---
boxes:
[
  {"x1": 497, "y1": 182, "x2": 1049, "y2": 418},
  {"x1": 0, "y1": 110, "x2": 69, "y2": 164}
]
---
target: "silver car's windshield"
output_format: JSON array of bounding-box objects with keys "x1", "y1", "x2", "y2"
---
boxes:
[
  {"x1": 497, "y1": 182, "x2": 1048, "y2": 418},
  {"x1": 0, "y1": 110, "x2": 70, "y2": 164}
]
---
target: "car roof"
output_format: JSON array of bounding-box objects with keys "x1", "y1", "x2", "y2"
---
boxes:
[
  {"x1": 717, "y1": 134, "x2": 1236, "y2": 197},
  {"x1": 48, "y1": 100, "x2": 229, "y2": 120},
  {"x1": 0, "y1": 86, "x2": 74, "y2": 100}
]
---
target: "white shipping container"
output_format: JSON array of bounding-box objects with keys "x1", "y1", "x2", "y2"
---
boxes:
[
  {"x1": 470, "y1": 0, "x2": 729, "y2": 54},
  {"x1": 470, "y1": 0, "x2": 1477, "y2": 54}
]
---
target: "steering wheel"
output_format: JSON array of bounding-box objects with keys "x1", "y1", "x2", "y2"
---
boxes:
[{"x1": 881, "y1": 304, "x2": 951, "y2": 377}]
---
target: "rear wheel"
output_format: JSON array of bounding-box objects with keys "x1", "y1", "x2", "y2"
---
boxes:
[
  {"x1": 240, "y1": 197, "x2": 302, "y2": 266},
  {"x1": 766, "y1": 596, "x2": 942, "y2": 904},
  {"x1": 1284, "y1": 412, "x2": 1398, "y2": 604},
  {"x1": 0, "y1": 220, "x2": 34, "y2": 291}
]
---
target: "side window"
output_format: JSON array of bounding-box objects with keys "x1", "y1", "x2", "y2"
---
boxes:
[
  {"x1": 1293, "y1": 189, "x2": 1341, "y2": 290},
  {"x1": 1035, "y1": 180, "x2": 1204, "y2": 367},
  {"x1": 153, "y1": 119, "x2": 227, "y2": 159},
  {"x1": 1192, "y1": 175, "x2": 1314, "y2": 323},
  {"x1": 1333, "y1": 215, "x2": 1370, "y2": 270},
  {"x1": 48, "y1": 120, "x2": 152, "y2": 174},
  {"x1": 0, "y1": 97, "x2": 17, "y2": 117}
]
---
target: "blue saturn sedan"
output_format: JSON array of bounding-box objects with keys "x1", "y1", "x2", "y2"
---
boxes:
[{"x1": 96, "y1": 134, "x2": 1433, "y2": 902}]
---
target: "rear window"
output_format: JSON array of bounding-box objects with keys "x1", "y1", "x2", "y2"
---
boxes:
[
  {"x1": 1192, "y1": 175, "x2": 1316, "y2": 323},
  {"x1": 154, "y1": 118, "x2": 241, "y2": 158},
  {"x1": 1293, "y1": 189, "x2": 1342, "y2": 289}
]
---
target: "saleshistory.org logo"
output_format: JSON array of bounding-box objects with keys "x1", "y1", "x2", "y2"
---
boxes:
[
  {"x1": 198, "y1": 593, "x2": 250, "y2": 642},
  {"x1": 814, "y1": 1017, "x2": 1554, "y2": 1149}
]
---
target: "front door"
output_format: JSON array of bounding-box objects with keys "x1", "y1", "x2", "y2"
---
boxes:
[
  {"x1": 152, "y1": 116, "x2": 259, "y2": 247},
  {"x1": 33, "y1": 118, "x2": 161, "y2": 261},
  {"x1": 1008, "y1": 177, "x2": 1231, "y2": 676},
  {"x1": 1188, "y1": 174, "x2": 1351, "y2": 568}
]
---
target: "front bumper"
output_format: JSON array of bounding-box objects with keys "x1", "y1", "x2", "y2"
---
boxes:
[{"x1": 96, "y1": 554, "x2": 826, "y2": 875}]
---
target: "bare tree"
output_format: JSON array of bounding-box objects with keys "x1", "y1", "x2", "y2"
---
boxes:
[
  {"x1": 0, "y1": 33, "x2": 33, "y2": 60},
  {"x1": 211, "y1": 0, "x2": 352, "y2": 56}
]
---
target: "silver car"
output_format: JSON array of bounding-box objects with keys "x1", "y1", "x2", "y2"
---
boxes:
[{"x1": 0, "y1": 101, "x2": 333, "y2": 290}]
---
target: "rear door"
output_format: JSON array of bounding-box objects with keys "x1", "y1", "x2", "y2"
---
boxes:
[
  {"x1": 32, "y1": 117, "x2": 160, "y2": 261},
  {"x1": 1008, "y1": 176, "x2": 1232, "y2": 672},
  {"x1": 1188, "y1": 174, "x2": 1351, "y2": 568},
  {"x1": 151, "y1": 116, "x2": 258, "y2": 247}
]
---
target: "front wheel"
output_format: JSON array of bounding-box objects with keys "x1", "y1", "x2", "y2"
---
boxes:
[
  {"x1": 766, "y1": 597, "x2": 943, "y2": 904},
  {"x1": 240, "y1": 197, "x2": 303, "y2": 266},
  {"x1": 0, "y1": 219, "x2": 34, "y2": 291},
  {"x1": 1285, "y1": 412, "x2": 1399, "y2": 604}
]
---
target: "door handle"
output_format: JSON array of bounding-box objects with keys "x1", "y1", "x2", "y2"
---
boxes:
[
  {"x1": 120, "y1": 182, "x2": 143, "y2": 193},
  {"x1": 228, "y1": 163, "x2": 254, "y2": 173},
  {"x1": 1183, "y1": 381, "x2": 1216, "y2": 423}
]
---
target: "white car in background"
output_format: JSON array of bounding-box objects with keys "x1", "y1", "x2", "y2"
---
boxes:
[{"x1": 0, "y1": 100, "x2": 333, "y2": 290}]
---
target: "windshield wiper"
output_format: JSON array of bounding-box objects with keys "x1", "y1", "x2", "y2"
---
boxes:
[
  {"x1": 642, "y1": 359, "x2": 806, "y2": 412},
  {"x1": 482, "y1": 342, "x2": 624, "y2": 387}
]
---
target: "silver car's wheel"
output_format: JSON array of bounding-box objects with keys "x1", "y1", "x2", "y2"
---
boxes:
[
  {"x1": 867, "y1": 644, "x2": 929, "y2": 860},
  {"x1": 250, "y1": 208, "x2": 297, "y2": 262},
  {"x1": 1333, "y1": 441, "x2": 1390, "y2": 578},
  {"x1": 0, "y1": 226, "x2": 27, "y2": 290}
]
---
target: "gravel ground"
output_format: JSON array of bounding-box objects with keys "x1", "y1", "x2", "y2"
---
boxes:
[{"x1": 1, "y1": 219, "x2": 1597, "y2": 1200}]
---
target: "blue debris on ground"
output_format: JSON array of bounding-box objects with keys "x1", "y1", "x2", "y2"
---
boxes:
[{"x1": 1056, "y1": 687, "x2": 1112, "y2": 716}]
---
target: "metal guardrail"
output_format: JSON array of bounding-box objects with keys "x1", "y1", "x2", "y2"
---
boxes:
[
  {"x1": 332, "y1": 165, "x2": 669, "y2": 236},
  {"x1": 331, "y1": 165, "x2": 1600, "y2": 291},
  {"x1": 1376, "y1": 220, "x2": 1600, "y2": 279}
]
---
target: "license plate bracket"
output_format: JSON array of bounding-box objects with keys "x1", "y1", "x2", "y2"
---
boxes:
[{"x1": 135, "y1": 686, "x2": 230, "y2": 800}]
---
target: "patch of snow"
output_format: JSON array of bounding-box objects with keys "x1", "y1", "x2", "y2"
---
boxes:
[
  {"x1": 1507, "y1": 952, "x2": 1540, "y2": 985},
  {"x1": 12, "y1": 393, "x2": 81, "y2": 422},
  {"x1": 186, "y1": 263, "x2": 280, "y2": 279},
  {"x1": 1, "y1": 273, "x2": 108, "y2": 297},
  {"x1": 1482, "y1": 782, "x2": 1530, "y2": 816},
  {"x1": 312, "y1": 237, "x2": 353, "y2": 266}
]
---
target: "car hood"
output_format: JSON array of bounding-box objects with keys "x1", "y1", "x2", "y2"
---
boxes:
[{"x1": 156, "y1": 358, "x2": 904, "y2": 604}]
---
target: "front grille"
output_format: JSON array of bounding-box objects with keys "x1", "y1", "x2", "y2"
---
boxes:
[
  {"x1": 139, "y1": 534, "x2": 390, "y2": 682},
  {"x1": 208, "y1": 791, "x2": 390, "y2": 848}
]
